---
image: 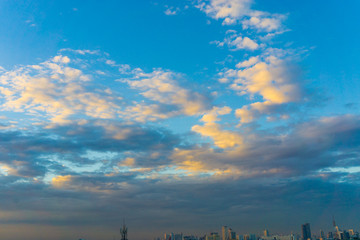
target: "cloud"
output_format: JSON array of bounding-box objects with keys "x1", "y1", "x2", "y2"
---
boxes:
[
  {"x1": 164, "y1": 6, "x2": 180, "y2": 16},
  {"x1": 196, "y1": 0, "x2": 252, "y2": 25},
  {"x1": 192, "y1": 106, "x2": 243, "y2": 148},
  {"x1": 233, "y1": 56, "x2": 301, "y2": 104},
  {"x1": 196, "y1": 0, "x2": 286, "y2": 32},
  {"x1": 242, "y1": 11, "x2": 287, "y2": 32},
  {"x1": 0, "y1": 54, "x2": 120, "y2": 125},
  {"x1": 1, "y1": 109, "x2": 360, "y2": 239},
  {"x1": 235, "y1": 56, "x2": 259, "y2": 68},
  {"x1": 212, "y1": 30, "x2": 259, "y2": 50},
  {"x1": 219, "y1": 52, "x2": 303, "y2": 123},
  {"x1": 122, "y1": 69, "x2": 212, "y2": 118},
  {"x1": 51, "y1": 175, "x2": 72, "y2": 188},
  {"x1": 0, "y1": 51, "x2": 212, "y2": 126},
  {"x1": 175, "y1": 114, "x2": 360, "y2": 181},
  {"x1": 59, "y1": 48, "x2": 100, "y2": 55},
  {"x1": 120, "y1": 103, "x2": 175, "y2": 122}
]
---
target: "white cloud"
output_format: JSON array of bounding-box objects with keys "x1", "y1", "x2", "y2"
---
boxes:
[
  {"x1": 164, "y1": 6, "x2": 180, "y2": 15},
  {"x1": 236, "y1": 56, "x2": 259, "y2": 68},
  {"x1": 52, "y1": 55, "x2": 70, "y2": 64},
  {"x1": 196, "y1": 0, "x2": 285, "y2": 32},
  {"x1": 242, "y1": 11, "x2": 287, "y2": 32},
  {"x1": 213, "y1": 31, "x2": 259, "y2": 50},
  {"x1": 123, "y1": 69, "x2": 211, "y2": 118},
  {"x1": 0, "y1": 55, "x2": 120, "y2": 125},
  {"x1": 60, "y1": 48, "x2": 100, "y2": 55},
  {"x1": 0, "y1": 52, "x2": 211, "y2": 125},
  {"x1": 235, "y1": 100, "x2": 282, "y2": 123},
  {"x1": 220, "y1": 53, "x2": 303, "y2": 123},
  {"x1": 197, "y1": 0, "x2": 252, "y2": 25},
  {"x1": 120, "y1": 103, "x2": 175, "y2": 122},
  {"x1": 228, "y1": 55, "x2": 301, "y2": 104}
]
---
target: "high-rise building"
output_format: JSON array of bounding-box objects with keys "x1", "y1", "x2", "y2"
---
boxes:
[
  {"x1": 228, "y1": 228, "x2": 236, "y2": 240},
  {"x1": 223, "y1": 226, "x2": 229, "y2": 240},
  {"x1": 207, "y1": 232, "x2": 220, "y2": 240},
  {"x1": 264, "y1": 230, "x2": 270, "y2": 237},
  {"x1": 290, "y1": 233, "x2": 297, "y2": 240},
  {"x1": 175, "y1": 233, "x2": 183, "y2": 240},
  {"x1": 301, "y1": 223, "x2": 311, "y2": 240},
  {"x1": 320, "y1": 230, "x2": 325, "y2": 240}
]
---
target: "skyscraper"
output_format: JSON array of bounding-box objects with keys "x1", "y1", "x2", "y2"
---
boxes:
[
  {"x1": 264, "y1": 230, "x2": 269, "y2": 237},
  {"x1": 222, "y1": 226, "x2": 229, "y2": 240},
  {"x1": 228, "y1": 228, "x2": 236, "y2": 240},
  {"x1": 301, "y1": 223, "x2": 311, "y2": 240}
]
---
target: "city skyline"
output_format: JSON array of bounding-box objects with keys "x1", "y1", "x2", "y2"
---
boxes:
[
  {"x1": 0, "y1": 0, "x2": 360, "y2": 239},
  {"x1": 156, "y1": 221, "x2": 360, "y2": 240}
]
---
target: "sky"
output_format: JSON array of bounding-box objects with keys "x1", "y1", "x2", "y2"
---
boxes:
[{"x1": 0, "y1": 0, "x2": 360, "y2": 239}]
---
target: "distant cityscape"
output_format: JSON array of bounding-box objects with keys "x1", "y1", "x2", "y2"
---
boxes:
[{"x1": 153, "y1": 219, "x2": 359, "y2": 240}]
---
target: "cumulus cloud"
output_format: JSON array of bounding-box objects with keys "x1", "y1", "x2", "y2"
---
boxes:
[
  {"x1": 212, "y1": 30, "x2": 259, "y2": 50},
  {"x1": 196, "y1": 0, "x2": 286, "y2": 32},
  {"x1": 242, "y1": 11, "x2": 287, "y2": 32},
  {"x1": 122, "y1": 68, "x2": 211, "y2": 119},
  {"x1": 192, "y1": 106, "x2": 243, "y2": 148},
  {"x1": 0, "y1": 52, "x2": 212, "y2": 126},
  {"x1": 219, "y1": 53, "x2": 303, "y2": 123},
  {"x1": 0, "y1": 54, "x2": 120, "y2": 125},
  {"x1": 196, "y1": 0, "x2": 252, "y2": 25},
  {"x1": 233, "y1": 56, "x2": 301, "y2": 103},
  {"x1": 235, "y1": 56, "x2": 259, "y2": 68}
]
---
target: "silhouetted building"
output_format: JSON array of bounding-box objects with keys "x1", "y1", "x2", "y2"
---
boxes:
[
  {"x1": 301, "y1": 223, "x2": 311, "y2": 240},
  {"x1": 320, "y1": 230, "x2": 325, "y2": 240},
  {"x1": 229, "y1": 228, "x2": 236, "y2": 240},
  {"x1": 207, "y1": 232, "x2": 220, "y2": 240},
  {"x1": 223, "y1": 226, "x2": 229, "y2": 240}
]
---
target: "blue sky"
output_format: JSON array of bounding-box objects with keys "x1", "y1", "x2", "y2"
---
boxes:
[{"x1": 0, "y1": 1, "x2": 360, "y2": 240}]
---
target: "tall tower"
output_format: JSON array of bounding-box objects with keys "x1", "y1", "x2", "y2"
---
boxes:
[
  {"x1": 264, "y1": 230, "x2": 269, "y2": 237},
  {"x1": 120, "y1": 221, "x2": 128, "y2": 240},
  {"x1": 301, "y1": 223, "x2": 311, "y2": 240},
  {"x1": 332, "y1": 216, "x2": 341, "y2": 239},
  {"x1": 222, "y1": 226, "x2": 229, "y2": 240}
]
